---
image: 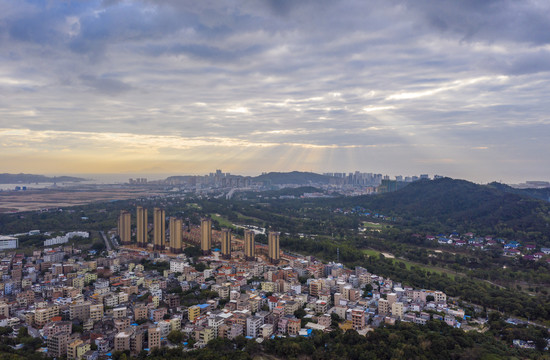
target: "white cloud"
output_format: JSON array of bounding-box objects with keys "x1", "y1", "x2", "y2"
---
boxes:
[
  {"x1": 225, "y1": 107, "x2": 250, "y2": 114},
  {"x1": 363, "y1": 106, "x2": 396, "y2": 112}
]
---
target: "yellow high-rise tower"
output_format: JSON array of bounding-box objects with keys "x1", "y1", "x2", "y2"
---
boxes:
[
  {"x1": 268, "y1": 231, "x2": 280, "y2": 263},
  {"x1": 221, "y1": 228, "x2": 231, "y2": 259},
  {"x1": 170, "y1": 217, "x2": 183, "y2": 253},
  {"x1": 153, "y1": 208, "x2": 165, "y2": 251},
  {"x1": 118, "y1": 210, "x2": 131, "y2": 245},
  {"x1": 244, "y1": 230, "x2": 255, "y2": 260},
  {"x1": 136, "y1": 206, "x2": 148, "y2": 247},
  {"x1": 200, "y1": 217, "x2": 212, "y2": 254}
]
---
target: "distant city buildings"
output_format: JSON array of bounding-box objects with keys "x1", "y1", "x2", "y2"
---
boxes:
[{"x1": 125, "y1": 169, "x2": 442, "y2": 196}]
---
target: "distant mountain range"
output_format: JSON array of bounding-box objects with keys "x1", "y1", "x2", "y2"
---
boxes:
[{"x1": 0, "y1": 173, "x2": 85, "y2": 184}]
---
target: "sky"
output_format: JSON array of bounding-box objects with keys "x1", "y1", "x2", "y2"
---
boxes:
[{"x1": 1, "y1": 0, "x2": 549, "y2": 183}]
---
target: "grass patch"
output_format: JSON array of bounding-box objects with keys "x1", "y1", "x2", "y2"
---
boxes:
[
  {"x1": 362, "y1": 248, "x2": 457, "y2": 280},
  {"x1": 235, "y1": 212, "x2": 264, "y2": 223},
  {"x1": 362, "y1": 222, "x2": 387, "y2": 229},
  {"x1": 362, "y1": 248, "x2": 380, "y2": 257},
  {"x1": 210, "y1": 213, "x2": 235, "y2": 229},
  {"x1": 209, "y1": 212, "x2": 264, "y2": 229}
]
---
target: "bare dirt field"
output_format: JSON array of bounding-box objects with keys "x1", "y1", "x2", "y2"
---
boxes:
[{"x1": 0, "y1": 187, "x2": 166, "y2": 212}]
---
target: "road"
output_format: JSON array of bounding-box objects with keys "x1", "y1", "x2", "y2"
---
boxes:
[{"x1": 99, "y1": 231, "x2": 113, "y2": 251}]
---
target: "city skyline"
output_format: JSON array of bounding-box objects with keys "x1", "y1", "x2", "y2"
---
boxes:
[{"x1": 1, "y1": 1, "x2": 550, "y2": 183}]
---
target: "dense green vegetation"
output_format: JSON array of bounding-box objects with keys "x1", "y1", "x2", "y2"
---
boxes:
[
  {"x1": 326, "y1": 178, "x2": 550, "y2": 244},
  {"x1": 489, "y1": 182, "x2": 550, "y2": 203},
  {"x1": 140, "y1": 259, "x2": 170, "y2": 272},
  {"x1": 369, "y1": 233, "x2": 550, "y2": 292},
  {"x1": 0, "y1": 201, "x2": 129, "y2": 234},
  {"x1": 206, "y1": 179, "x2": 550, "y2": 248},
  {"x1": 1, "y1": 313, "x2": 547, "y2": 359},
  {"x1": 239, "y1": 186, "x2": 324, "y2": 200},
  {"x1": 140, "y1": 320, "x2": 546, "y2": 360},
  {"x1": 0, "y1": 327, "x2": 45, "y2": 360}
]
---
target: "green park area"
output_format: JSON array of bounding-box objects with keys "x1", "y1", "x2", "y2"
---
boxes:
[{"x1": 362, "y1": 248, "x2": 457, "y2": 280}]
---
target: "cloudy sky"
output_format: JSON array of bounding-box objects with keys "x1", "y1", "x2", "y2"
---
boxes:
[{"x1": 1, "y1": 0, "x2": 549, "y2": 183}]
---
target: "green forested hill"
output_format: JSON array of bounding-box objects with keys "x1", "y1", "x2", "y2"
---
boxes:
[
  {"x1": 488, "y1": 182, "x2": 550, "y2": 202},
  {"x1": 331, "y1": 178, "x2": 550, "y2": 237},
  {"x1": 252, "y1": 171, "x2": 330, "y2": 185}
]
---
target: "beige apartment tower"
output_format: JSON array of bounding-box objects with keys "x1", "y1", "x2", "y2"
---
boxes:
[
  {"x1": 221, "y1": 228, "x2": 231, "y2": 259},
  {"x1": 118, "y1": 210, "x2": 131, "y2": 245},
  {"x1": 136, "y1": 206, "x2": 148, "y2": 247},
  {"x1": 153, "y1": 208, "x2": 165, "y2": 251},
  {"x1": 148, "y1": 326, "x2": 161, "y2": 350},
  {"x1": 47, "y1": 331, "x2": 70, "y2": 358},
  {"x1": 169, "y1": 217, "x2": 183, "y2": 253},
  {"x1": 200, "y1": 217, "x2": 212, "y2": 254},
  {"x1": 244, "y1": 230, "x2": 255, "y2": 260},
  {"x1": 268, "y1": 231, "x2": 280, "y2": 263}
]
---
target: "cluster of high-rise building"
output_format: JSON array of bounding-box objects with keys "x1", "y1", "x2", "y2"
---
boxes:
[
  {"x1": 118, "y1": 207, "x2": 280, "y2": 263},
  {"x1": 118, "y1": 206, "x2": 184, "y2": 254},
  {"x1": 199, "y1": 218, "x2": 280, "y2": 263},
  {"x1": 162, "y1": 169, "x2": 252, "y2": 188},
  {"x1": 322, "y1": 172, "x2": 439, "y2": 186}
]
